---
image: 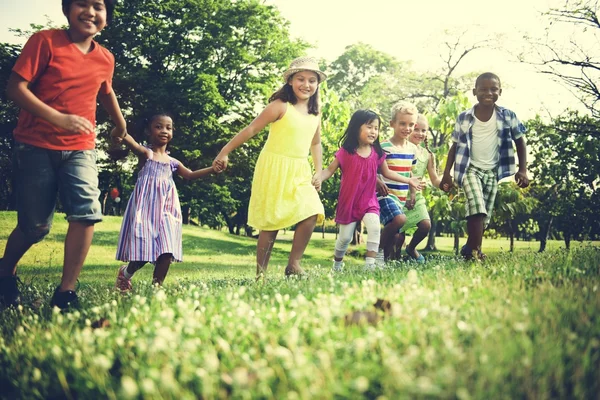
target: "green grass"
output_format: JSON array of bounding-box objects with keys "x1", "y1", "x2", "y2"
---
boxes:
[{"x1": 0, "y1": 211, "x2": 599, "y2": 399}]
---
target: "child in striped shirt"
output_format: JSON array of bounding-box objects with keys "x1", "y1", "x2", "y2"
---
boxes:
[
  {"x1": 376, "y1": 101, "x2": 420, "y2": 262},
  {"x1": 112, "y1": 111, "x2": 216, "y2": 291}
]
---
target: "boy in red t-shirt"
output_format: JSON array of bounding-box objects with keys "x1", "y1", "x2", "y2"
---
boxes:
[{"x1": 0, "y1": 0, "x2": 126, "y2": 310}]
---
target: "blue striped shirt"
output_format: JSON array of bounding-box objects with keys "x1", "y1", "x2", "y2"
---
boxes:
[{"x1": 452, "y1": 105, "x2": 526, "y2": 186}]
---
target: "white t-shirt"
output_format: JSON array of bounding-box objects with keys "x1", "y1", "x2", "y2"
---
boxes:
[{"x1": 470, "y1": 110, "x2": 499, "y2": 170}]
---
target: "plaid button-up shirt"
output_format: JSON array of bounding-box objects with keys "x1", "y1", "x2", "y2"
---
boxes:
[{"x1": 451, "y1": 105, "x2": 526, "y2": 186}]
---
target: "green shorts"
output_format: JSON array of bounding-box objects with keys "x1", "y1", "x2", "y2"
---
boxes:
[
  {"x1": 462, "y1": 165, "x2": 498, "y2": 227},
  {"x1": 400, "y1": 193, "x2": 429, "y2": 232}
]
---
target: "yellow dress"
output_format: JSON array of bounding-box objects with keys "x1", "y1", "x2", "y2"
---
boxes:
[{"x1": 248, "y1": 102, "x2": 325, "y2": 231}]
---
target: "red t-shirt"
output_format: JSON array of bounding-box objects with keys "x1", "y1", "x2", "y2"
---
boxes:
[{"x1": 12, "y1": 29, "x2": 115, "y2": 150}]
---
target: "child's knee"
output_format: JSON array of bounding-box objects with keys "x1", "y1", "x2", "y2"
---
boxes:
[
  {"x1": 21, "y1": 223, "x2": 51, "y2": 243},
  {"x1": 393, "y1": 214, "x2": 406, "y2": 227},
  {"x1": 418, "y1": 219, "x2": 432, "y2": 232}
]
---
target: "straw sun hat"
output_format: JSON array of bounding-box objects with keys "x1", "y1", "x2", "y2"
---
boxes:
[{"x1": 282, "y1": 57, "x2": 327, "y2": 83}]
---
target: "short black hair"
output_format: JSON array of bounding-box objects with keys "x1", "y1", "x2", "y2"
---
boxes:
[
  {"x1": 62, "y1": 0, "x2": 117, "y2": 24},
  {"x1": 475, "y1": 72, "x2": 501, "y2": 88}
]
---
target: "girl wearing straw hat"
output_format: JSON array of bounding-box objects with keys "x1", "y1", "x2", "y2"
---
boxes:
[{"x1": 213, "y1": 57, "x2": 326, "y2": 279}]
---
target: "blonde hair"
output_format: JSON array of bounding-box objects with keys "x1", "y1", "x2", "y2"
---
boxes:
[
  {"x1": 390, "y1": 100, "x2": 418, "y2": 121},
  {"x1": 416, "y1": 113, "x2": 429, "y2": 127}
]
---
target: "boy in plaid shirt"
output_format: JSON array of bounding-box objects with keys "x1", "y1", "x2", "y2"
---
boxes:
[{"x1": 440, "y1": 72, "x2": 530, "y2": 260}]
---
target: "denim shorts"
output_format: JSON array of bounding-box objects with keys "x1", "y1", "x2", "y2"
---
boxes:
[
  {"x1": 378, "y1": 196, "x2": 404, "y2": 226},
  {"x1": 13, "y1": 141, "x2": 103, "y2": 242}
]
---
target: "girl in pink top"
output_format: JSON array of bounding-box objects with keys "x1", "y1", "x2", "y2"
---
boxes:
[{"x1": 313, "y1": 110, "x2": 422, "y2": 271}]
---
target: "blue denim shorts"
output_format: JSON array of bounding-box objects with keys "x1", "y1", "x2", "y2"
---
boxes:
[
  {"x1": 378, "y1": 196, "x2": 404, "y2": 226},
  {"x1": 13, "y1": 142, "x2": 102, "y2": 242}
]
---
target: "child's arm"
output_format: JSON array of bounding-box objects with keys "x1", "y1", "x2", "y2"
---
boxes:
[
  {"x1": 427, "y1": 153, "x2": 442, "y2": 188},
  {"x1": 6, "y1": 72, "x2": 94, "y2": 134},
  {"x1": 117, "y1": 133, "x2": 150, "y2": 158},
  {"x1": 213, "y1": 100, "x2": 285, "y2": 171},
  {"x1": 440, "y1": 143, "x2": 456, "y2": 192},
  {"x1": 310, "y1": 122, "x2": 324, "y2": 191},
  {"x1": 514, "y1": 137, "x2": 530, "y2": 188},
  {"x1": 176, "y1": 163, "x2": 216, "y2": 180},
  {"x1": 98, "y1": 90, "x2": 127, "y2": 139},
  {"x1": 312, "y1": 158, "x2": 340, "y2": 188},
  {"x1": 379, "y1": 162, "x2": 423, "y2": 191}
]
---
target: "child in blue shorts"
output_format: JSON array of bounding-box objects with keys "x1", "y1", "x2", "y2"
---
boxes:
[
  {"x1": 376, "y1": 101, "x2": 422, "y2": 262},
  {"x1": 0, "y1": 0, "x2": 126, "y2": 309}
]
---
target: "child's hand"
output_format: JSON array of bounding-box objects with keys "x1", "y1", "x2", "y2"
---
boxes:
[
  {"x1": 311, "y1": 171, "x2": 323, "y2": 191},
  {"x1": 110, "y1": 127, "x2": 127, "y2": 144},
  {"x1": 405, "y1": 199, "x2": 415, "y2": 210},
  {"x1": 408, "y1": 177, "x2": 423, "y2": 191},
  {"x1": 213, "y1": 155, "x2": 228, "y2": 172},
  {"x1": 376, "y1": 178, "x2": 389, "y2": 197},
  {"x1": 212, "y1": 164, "x2": 223, "y2": 174},
  {"x1": 515, "y1": 170, "x2": 530, "y2": 188},
  {"x1": 55, "y1": 113, "x2": 94, "y2": 135},
  {"x1": 440, "y1": 174, "x2": 453, "y2": 192}
]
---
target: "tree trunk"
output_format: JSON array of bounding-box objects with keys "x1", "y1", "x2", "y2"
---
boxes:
[
  {"x1": 101, "y1": 192, "x2": 108, "y2": 215},
  {"x1": 322, "y1": 221, "x2": 325, "y2": 239},
  {"x1": 182, "y1": 205, "x2": 190, "y2": 225},
  {"x1": 453, "y1": 232, "x2": 460, "y2": 255},
  {"x1": 564, "y1": 232, "x2": 571, "y2": 250},
  {"x1": 222, "y1": 212, "x2": 235, "y2": 234},
  {"x1": 424, "y1": 212, "x2": 438, "y2": 251},
  {"x1": 509, "y1": 232, "x2": 515, "y2": 252},
  {"x1": 538, "y1": 217, "x2": 553, "y2": 252}
]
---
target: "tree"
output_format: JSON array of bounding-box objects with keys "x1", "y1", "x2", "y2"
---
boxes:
[
  {"x1": 326, "y1": 43, "x2": 404, "y2": 104},
  {"x1": 0, "y1": 43, "x2": 21, "y2": 210},
  {"x1": 527, "y1": 0, "x2": 600, "y2": 117},
  {"x1": 492, "y1": 182, "x2": 538, "y2": 252},
  {"x1": 527, "y1": 112, "x2": 600, "y2": 250}
]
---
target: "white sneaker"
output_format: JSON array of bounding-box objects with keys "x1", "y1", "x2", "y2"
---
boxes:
[
  {"x1": 364, "y1": 262, "x2": 376, "y2": 271},
  {"x1": 375, "y1": 249, "x2": 385, "y2": 269},
  {"x1": 332, "y1": 260, "x2": 344, "y2": 272}
]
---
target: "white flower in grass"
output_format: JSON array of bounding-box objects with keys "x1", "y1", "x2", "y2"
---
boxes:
[
  {"x1": 353, "y1": 376, "x2": 369, "y2": 392},
  {"x1": 31, "y1": 368, "x2": 41, "y2": 382},
  {"x1": 120, "y1": 376, "x2": 138, "y2": 398},
  {"x1": 141, "y1": 378, "x2": 156, "y2": 394},
  {"x1": 94, "y1": 354, "x2": 111, "y2": 370},
  {"x1": 154, "y1": 289, "x2": 167, "y2": 302},
  {"x1": 407, "y1": 269, "x2": 418, "y2": 284},
  {"x1": 456, "y1": 321, "x2": 469, "y2": 331},
  {"x1": 51, "y1": 345, "x2": 62, "y2": 357}
]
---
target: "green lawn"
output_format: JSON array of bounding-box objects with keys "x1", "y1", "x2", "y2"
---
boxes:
[{"x1": 0, "y1": 211, "x2": 598, "y2": 399}]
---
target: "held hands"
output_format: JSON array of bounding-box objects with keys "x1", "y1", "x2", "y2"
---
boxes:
[
  {"x1": 55, "y1": 113, "x2": 94, "y2": 135},
  {"x1": 514, "y1": 170, "x2": 530, "y2": 188},
  {"x1": 311, "y1": 171, "x2": 323, "y2": 191},
  {"x1": 439, "y1": 174, "x2": 453, "y2": 192},
  {"x1": 110, "y1": 126, "x2": 127, "y2": 144},
  {"x1": 405, "y1": 197, "x2": 416, "y2": 210},
  {"x1": 408, "y1": 177, "x2": 423, "y2": 191},
  {"x1": 212, "y1": 155, "x2": 228, "y2": 173},
  {"x1": 376, "y1": 178, "x2": 389, "y2": 197}
]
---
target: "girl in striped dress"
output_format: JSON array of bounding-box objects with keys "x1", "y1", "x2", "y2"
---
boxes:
[{"x1": 112, "y1": 112, "x2": 215, "y2": 291}]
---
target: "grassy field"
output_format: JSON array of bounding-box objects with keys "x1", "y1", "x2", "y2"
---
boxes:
[{"x1": 0, "y1": 211, "x2": 599, "y2": 399}]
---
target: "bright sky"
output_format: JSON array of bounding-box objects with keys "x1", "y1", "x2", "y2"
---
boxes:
[{"x1": 0, "y1": 0, "x2": 588, "y2": 119}]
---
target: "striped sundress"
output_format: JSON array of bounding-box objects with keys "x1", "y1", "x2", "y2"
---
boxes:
[{"x1": 115, "y1": 151, "x2": 183, "y2": 263}]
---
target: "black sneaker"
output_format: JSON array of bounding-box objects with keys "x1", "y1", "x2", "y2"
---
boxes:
[
  {"x1": 50, "y1": 287, "x2": 80, "y2": 310},
  {"x1": 0, "y1": 274, "x2": 22, "y2": 308},
  {"x1": 460, "y1": 245, "x2": 477, "y2": 261}
]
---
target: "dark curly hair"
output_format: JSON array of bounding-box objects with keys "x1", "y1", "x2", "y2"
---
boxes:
[{"x1": 62, "y1": 0, "x2": 117, "y2": 24}]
